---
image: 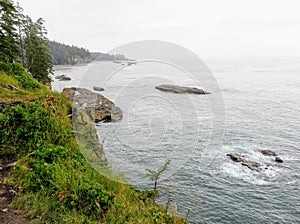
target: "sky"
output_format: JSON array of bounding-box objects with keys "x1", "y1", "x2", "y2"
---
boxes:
[{"x1": 17, "y1": 0, "x2": 300, "y2": 59}]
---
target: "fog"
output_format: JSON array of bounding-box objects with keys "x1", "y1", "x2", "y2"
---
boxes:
[{"x1": 18, "y1": 0, "x2": 300, "y2": 59}]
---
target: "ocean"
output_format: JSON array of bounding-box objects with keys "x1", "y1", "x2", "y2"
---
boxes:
[{"x1": 52, "y1": 57, "x2": 300, "y2": 223}]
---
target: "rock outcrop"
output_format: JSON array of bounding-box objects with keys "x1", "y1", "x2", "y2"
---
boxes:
[
  {"x1": 227, "y1": 149, "x2": 284, "y2": 172},
  {"x1": 260, "y1": 150, "x2": 283, "y2": 163},
  {"x1": 260, "y1": 150, "x2": 277, "y2": 156},
  {"x1": 55, "y1": 74, "x2": 71, "y2": 81},
  {"x1": 155, "y1": 84, "x2": 210, "y2": 94},
  {"x1": 93, "y1": 86, "x2": 105, "y2": 91},
  {"x1": 227, "y1": 152, "x2": 262, "y2": 172},
  {"x1": 62, "y1": 87, "x2": 122, "y2": 122}
]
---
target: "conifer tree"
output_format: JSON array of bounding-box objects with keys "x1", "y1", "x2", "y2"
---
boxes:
[{"x1": 0, "y1": 0, "x2": 20, "y2": 62}]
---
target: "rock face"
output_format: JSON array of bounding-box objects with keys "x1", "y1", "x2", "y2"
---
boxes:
[
  {"x1": 55, "y1": 74, "x2": 71, "y2": 81},
  {"x1": 93, "y1": 86, "x2": 105, "y2": 91},
  {"x1": 260, "y1": 150, "x2": 277, "y2": 156},
  {"x1": 62, "y1": 87, "x2": 122, "y2": 122},
  {"x1": 155, "y1": 84, "x2": 210, "y2": 94},
  {"x1": 227, "y1": 152, "x2": 262, "y2": 172}
]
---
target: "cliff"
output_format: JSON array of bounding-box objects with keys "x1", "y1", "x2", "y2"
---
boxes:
[{"x1": 0, "y1": 63, "x2": 185, "y2": 223}]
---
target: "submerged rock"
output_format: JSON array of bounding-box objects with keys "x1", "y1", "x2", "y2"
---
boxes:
[
  {"x1": 260, "y1": 150, "x2": 277, "y2": 157},
  {"x1": 93, "y1": 86, "x2": 105, "y2": 91},
  {"x1": 155, "y1": 84, "x2": 210, "y2": 94},
  {"x1": 62, "y1": 87, "x2": 122, "y2": 122}
]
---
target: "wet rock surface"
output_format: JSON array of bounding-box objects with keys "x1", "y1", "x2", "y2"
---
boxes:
[
  {"x1": 155, "y1": 84, "x2": 210, "y2": 94},
  {"x1": 227, "y1": 152, "x2": 262, "y2": 172},
  {"x1": 227, "y1": 150, "x2": 284, "y2": 172},
  {"x1": 275, "y1": 156, "x2": 284, "y2": 163}
]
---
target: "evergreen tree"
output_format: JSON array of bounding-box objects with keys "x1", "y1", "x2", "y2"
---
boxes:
[
  {"x1": 23, "y1": 17, "x2": 53, "y2": 83},
  {"x1": 0, "y1": 0, "x2": 20, "y2": 62}
]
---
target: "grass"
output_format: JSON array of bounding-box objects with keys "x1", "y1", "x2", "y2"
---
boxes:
[{"x1": 0, "y1": 63, "x2": 186, "y2": 223}]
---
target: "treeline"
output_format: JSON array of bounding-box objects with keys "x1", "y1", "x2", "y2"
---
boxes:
[
  {"x1": 49, "y1": 41, "x2": 127, "y2": 65},
  {"x1": 49, "y1": 41, "x2": 91, "y2": 65},
  {"x1": 90, "y1": 52, "x2": 126, "y2": 61},
  {"x1": 0, "y1": 0, "x2": 52, "y2": 84}
]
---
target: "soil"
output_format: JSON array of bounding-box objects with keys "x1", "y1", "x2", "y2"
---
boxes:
[{"x1": 0, "y1": 154, "x2": 30, "y2": 224}]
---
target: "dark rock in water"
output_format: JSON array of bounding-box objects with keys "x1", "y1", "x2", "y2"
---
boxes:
[
  {"x1": 55, "y1": 75, "x2": 64, "y2": 79},
  {"x1": 62, "y1": 87, "x2": 122, "y2": 122},
  {"x1": 55, "y1": 74, "x2": 71, "y2": 81},
  {"x1": 260, "y1": 150, "x2": 277, "y2": 157},
  {"x1": 241, "y1": 161, "x2": 262, "y2": 172},
  {"x1": 155, "y1": 84, "x2": 210, "y2": 94},
  {"x1": 275, "y1": 157, "x2": 283, "y2": 163},
  {"x1": 227, "y1": 153, "x2": 245, "y2": 162},
  {"x1": 227, "y1": 152, "x2": 262, "y2": 172},
  {"x1": 93, "y1": 86, "x2": 105, "y2": 91}
]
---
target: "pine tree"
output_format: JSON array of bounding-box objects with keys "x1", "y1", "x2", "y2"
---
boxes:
[
  {"x1": 0, "y1": 0, "x2": 20, "y2": 62},
  {"x1": 23, "y1": 17, "x2": 53, "y2": 84}
]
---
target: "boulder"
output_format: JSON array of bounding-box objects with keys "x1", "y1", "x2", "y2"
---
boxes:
[
  {"x1": 93, "y1": 86, "x2": 105, "y2": 91},
  {"x1": 260, "y1": 150, "x2": 277, "y2": 157},
  {"x1": 275, "y1": 157, "x2": 283, "y2": 163},
  {"x1": 155, "y1": 84, "x2": 210, "y2": 94},
  {"x1": 62, "y1": 87, "x2": 122, "y2": 122}
]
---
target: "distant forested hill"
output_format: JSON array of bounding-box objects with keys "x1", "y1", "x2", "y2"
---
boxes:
[
  {"x1": 49, "y1": 41, "x2": 91, "y2": 65},
  {"x1": 90, "y1": 52, "x2": 126, "y2": 61},
  {"x1": 49, "y1": 41, "x2": 127, "y2": 65}
]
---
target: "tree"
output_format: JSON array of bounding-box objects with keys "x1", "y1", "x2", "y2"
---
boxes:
[
  {"x1": 0, "y1": 0, "x2": 20, "y2": 62},
  {"x1": 23, "y1": 17, "x2": 53, "y2": 83},
  {"x1": 145, "y1": 160, "x2": 171, "y2": 191}
]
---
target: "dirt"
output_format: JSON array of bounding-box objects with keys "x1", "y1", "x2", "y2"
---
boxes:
[{"x1": 0, "y1": 154, "x2": 31, "y2": 224}]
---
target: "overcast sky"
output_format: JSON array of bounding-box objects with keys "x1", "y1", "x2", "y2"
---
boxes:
[{"x1": 18, "y1": 0, "x2": 300, "y2": 58}]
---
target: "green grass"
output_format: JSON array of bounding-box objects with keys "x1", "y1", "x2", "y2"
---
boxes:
[{"x1": 0, "y1": 63, "x2": 185, "y2": 223}]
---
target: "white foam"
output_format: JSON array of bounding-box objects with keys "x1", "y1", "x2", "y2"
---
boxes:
[{"x1": 221, "y1": 145, "x2": 285, "y2": 185}]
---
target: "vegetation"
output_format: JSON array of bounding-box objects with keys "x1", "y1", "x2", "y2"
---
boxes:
[
  {"x1": 90, "y1": 52, "x2": 126, "y2": 61},
  {"x1": 49, "y1": 41, "x2": 91, "y2": 65},
  {"x1": 145, "y1": 160, "x2": 171, "y2": 192},
  {"x1": 0, "y1": 0, "x2": 52, "y2": 84},
  {"x1": 0, "y1": 63, "x2": 185, "y2": 223},
  {"x1": 49, "y1": 41, "x2": 127, "y2": 65},
  {"x1": 0, "y1": 1, "x2": 185, "y2": 222}
]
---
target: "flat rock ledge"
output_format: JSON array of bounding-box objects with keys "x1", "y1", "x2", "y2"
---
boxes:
[
  {"x1": 155, "y1": 84, "x2": 210, "y2": 94},
  {"x1": 62, "y1": 87, "x2": 122, "y2": 122}
]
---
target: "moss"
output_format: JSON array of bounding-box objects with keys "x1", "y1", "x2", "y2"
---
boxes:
[{"x1": 0, "y1": 63, "x2": 185, "y2": 223}]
